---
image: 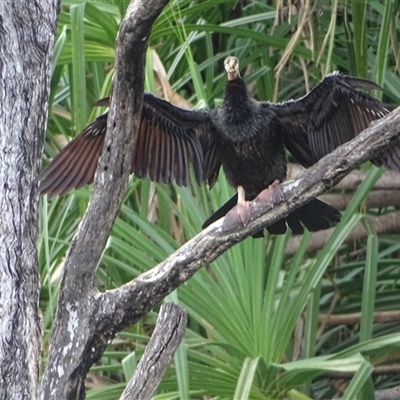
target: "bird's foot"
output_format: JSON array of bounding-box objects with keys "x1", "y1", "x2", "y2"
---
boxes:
[
  {"x1": 222, "y1": 186, "x2": 252, "y2": 231},
  {"x1": 255, "y1": 180, "x2": 284, "y2": 206}
]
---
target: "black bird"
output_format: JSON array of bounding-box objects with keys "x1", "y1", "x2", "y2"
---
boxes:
[{"x1": 39, "y1": 56, "x2": 400, "y2": 235}]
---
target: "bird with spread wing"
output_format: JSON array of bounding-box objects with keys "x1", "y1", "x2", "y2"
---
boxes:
[{"x1": 39, "y1": 56, "x2": 399, "y2": 236}]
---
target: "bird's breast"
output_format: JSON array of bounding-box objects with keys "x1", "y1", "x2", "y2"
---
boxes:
[
  {"x1": 216, "y1": 108, "x2": 260, "y2": 142},
  {"x1": 218, "y1": 131, "x2": 287, "y2": 197}
]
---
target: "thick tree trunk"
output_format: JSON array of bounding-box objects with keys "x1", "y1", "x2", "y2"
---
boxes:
[{"x1": 0, "y1": 2, "x2": 60, "y2": 399}]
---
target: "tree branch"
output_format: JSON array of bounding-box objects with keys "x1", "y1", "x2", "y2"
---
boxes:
[
  {"x1": 40, "y1": 1, "x2": 169, "y2": 398},
  {"x1": 120, "y1": 302, "x2": 187, "y2": 400}
]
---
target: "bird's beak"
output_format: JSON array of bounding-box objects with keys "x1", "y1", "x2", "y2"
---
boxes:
[{"x1": 225, "y1": 57, "x2": 240, "y2": 80}]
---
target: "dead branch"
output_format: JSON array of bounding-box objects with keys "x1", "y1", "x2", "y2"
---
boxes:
[
  {"x1": 120, "y1": 302, "x2": 187, "y2": 400},
  {"x1": 319, "y1": 310, "x2": 400, "y2": 326}
]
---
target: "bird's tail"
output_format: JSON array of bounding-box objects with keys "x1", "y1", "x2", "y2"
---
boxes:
[
  {"x1": 267, "y1": 199, "x2": 341, "y2": 235},
  {"x1": 202, "y1": 196, "x2": 340, "y2": 237}
]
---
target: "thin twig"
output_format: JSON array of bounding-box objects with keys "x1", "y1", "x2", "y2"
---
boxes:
[{"x1": 319, "y1": 310, "x2": 400, "y2": 326}]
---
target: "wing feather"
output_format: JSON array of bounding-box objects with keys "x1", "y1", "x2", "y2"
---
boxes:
[
  {"x1": 271, "y1": 72, "x2": 399, "y2": 171},
  {"x1": 147, "y1": 121, "x2": 158, "y2": 182},
  {"x1": 76, "y1": 137, "x2": 104, "y2": 189},
  {"x1": 157, "y1": 121, "x2": 168, "y2": 183},
  {"x1": 173, "y1": 127, "x2": 187, "y2": 186},
  {"x1": 40, "y1": 93, "x2": 221, "y2": 197},
  {"x1": 39, "y1": 121, "x2": 106, "y2": 197}
]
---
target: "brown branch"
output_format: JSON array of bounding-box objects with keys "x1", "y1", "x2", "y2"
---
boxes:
[
  {"x1": 293, "y1": 317, "x2": 304, "y2": 361},
  {"x1": 120, "y1": 302, "x2": 187, "y2": 400},
  {"x1": 318, "y1": 310, "x2": 400, "y2": 326},
  {"x1": 286, "y1": 210, "x2": 400, "y2": 255}
]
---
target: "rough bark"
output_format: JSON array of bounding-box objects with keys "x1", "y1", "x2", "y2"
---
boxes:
[
  {"x1": 289, "y1": 163, "x2": 400, "y2": 191},
  {"x1": 120, "y1": 302, "x2": 187, "y2": 400},
  {"x1": 0, "y1": 2, "x2": 60, "y2": 399},
  {"x1": 40, "y1": 1, "x2": 169, "y2": 398}
]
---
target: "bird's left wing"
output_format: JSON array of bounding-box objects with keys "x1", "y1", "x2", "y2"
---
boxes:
[
  {"x1": 268, "y1": 72, "x2": 400, "y2": 171},
  {"x1": 39, "y1": 93, "x2": 221, "y2": 197}
]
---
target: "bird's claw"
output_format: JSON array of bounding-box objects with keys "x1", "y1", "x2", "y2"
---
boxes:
[
  {"x1": 222, "y1": 185, "x2": 252, "y2": 231},
  {"x1": 255, "y1": 180, "x2": 284, "y2": 206},
  {"x1": 222, "y1": 201, "x2": 252, "y2": 231}
]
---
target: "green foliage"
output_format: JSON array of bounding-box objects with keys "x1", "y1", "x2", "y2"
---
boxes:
[{"x1": 40, "y1": 0, "x2": 400, "y2": 398}]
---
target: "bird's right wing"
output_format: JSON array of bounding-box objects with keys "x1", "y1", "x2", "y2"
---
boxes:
[
  {"x1": 269, "y1": 73, "x2": 400, "y2": 171},
  {"x1": 39, "y1": 93, "x2": 221, "y2": 197}
]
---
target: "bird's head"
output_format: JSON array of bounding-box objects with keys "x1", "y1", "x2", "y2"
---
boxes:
[{"x1": 224, "y1": 56, "x2": 241, "y2": 81}]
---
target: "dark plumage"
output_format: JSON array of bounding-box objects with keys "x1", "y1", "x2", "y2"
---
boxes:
[{"x1": 40, "y1": 56, "x2": 400, "y2": 235}]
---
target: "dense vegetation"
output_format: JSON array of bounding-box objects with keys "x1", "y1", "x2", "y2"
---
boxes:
[{"x1": 40, "y1": 1, "x2": 400, "y2": 398}]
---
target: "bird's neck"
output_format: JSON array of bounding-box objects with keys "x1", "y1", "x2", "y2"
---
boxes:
[
  {"x1": 221, "y1": 78, "x2": 254, "y2": 126},
  {"x1": 216, "y1": 77, "x2": 257, "y2": 142},
  {"x1": 223, "y1": 78, "x2": 250, "y2": 106}
]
